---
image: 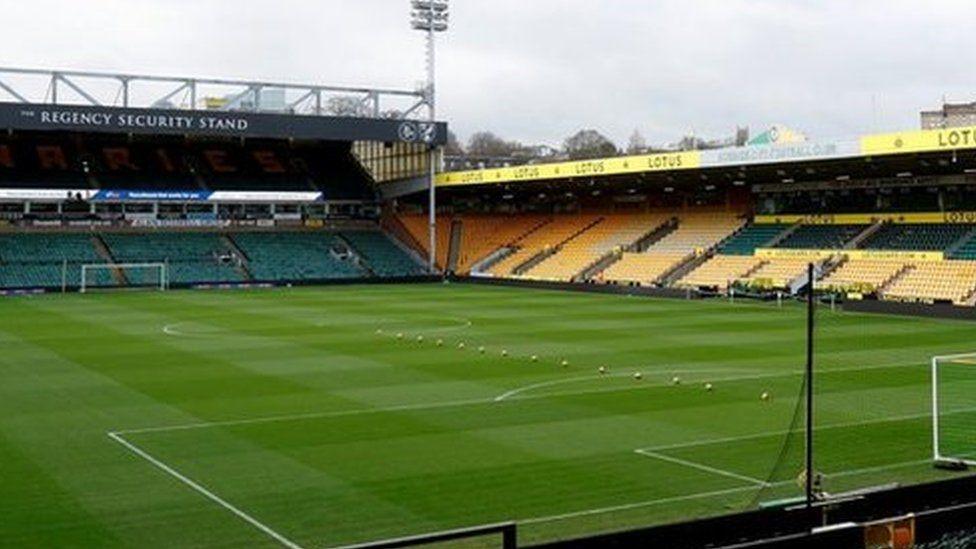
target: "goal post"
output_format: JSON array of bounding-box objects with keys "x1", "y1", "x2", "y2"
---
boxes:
[
  {"x1": 932, "y1": 352, "x2": 976, "y2": 469},
  {"x1": 80, "y1": 263, "x2": 168, "y2": 293}
]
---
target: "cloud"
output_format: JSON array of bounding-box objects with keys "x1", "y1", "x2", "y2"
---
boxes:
[{"x1": 2, "y1": 0, "x2": 973, "y2": 148}]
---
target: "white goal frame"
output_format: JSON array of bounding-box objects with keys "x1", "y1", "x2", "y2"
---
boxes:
[
  {"x1": 80, "y1": 263, "x2": 168, "y2": 293},
  {"x1": 932, "y1": 352, "x2": 976, "y2": 467}
]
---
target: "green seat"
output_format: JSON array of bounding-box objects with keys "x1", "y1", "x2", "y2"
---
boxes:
[
  {"x1": 232, "y1": 232, "x2": 364, "y2": 282},
  {"x1": 718, "y1": 224, "x2": 789, "y2": 255},
  {"x1": 341, "y1": 231, "x2": 425, "y2": 276}
]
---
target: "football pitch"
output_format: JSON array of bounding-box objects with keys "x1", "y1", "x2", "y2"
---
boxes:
[{"x1": 3, "y1": 283, "x2": 976, "y2": 548}]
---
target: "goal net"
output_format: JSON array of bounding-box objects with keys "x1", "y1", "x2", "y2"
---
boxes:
[
  {"x1": 932, "y1": 352, "x2": 976, "y2": 468},
  {"x1": 80, "y1": 263, "x2": 168, "y2": 293}
]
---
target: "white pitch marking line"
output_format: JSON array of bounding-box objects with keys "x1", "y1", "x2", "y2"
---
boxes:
[
  {"x1": 493, "y1": 369, "x2": 755, "y2": 402},
  {"x1": 107, "y1": 432, "x2": 303, "y2": 549},
  {"x1": 634, "y1": 448, "x2": 770, "y2": 487},
  {"x1": 493, "y1": 358, "x2": 921, "y2": 403},
  {"x1": 636, "y1": 404, "x2": 976, "y2": 455},
  {"x1": 115, "y1": 360, "x2": 934, "y2": 436},
  {"x1": 519, "y1": 457, "x2": 933, "y2": 527},
  {"x1": 114, "y1": 397, "x2": 494, "y2": 436},
  {"x1": 162, "y1": 323, "x2": 188, "y2": 337}
]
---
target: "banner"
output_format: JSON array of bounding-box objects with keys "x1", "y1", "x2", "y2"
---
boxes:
[
  {"x1": 207, "y1": 191, "x2": 322, "y2": 203},
  {"x1": 753, "y1": 213, "x2": 878, "y2": 225},
  {"x1": 755, "y1": 212, "x2": 976, "y2": 225},
  {"x1": 754, "y1": 248, "x2": 944, "y2": 261},
  {"x1": 861, "y1": 126, "x2": 976, "y2": 156},
  {"x1": 93, "y1": 190, "x2": 209, "y2": 202},
  {"x1": 130, "y1": 218, "x2": 231, "y2": 228},
  {"x1": 754, "y1": 248, "x2": 837, "y2": 259},
  {"x1": 436, "y1": 151, "x2": 701, "y2": 187},
  {"x1": 89, "y1": 189, "x2": 324, "y2": 203},
  {"x1": 700, "y1": 139, "x2": 859, "y2": 167},
  {"x1": 0, "y1": 102, "x2": 448, "y2": 145},
  {"x1": 844, "y1": 249, "x2": 944, "y2": 261},
  {"x1": 0, "y1": 188, "x2": 95, "y2": 201}
]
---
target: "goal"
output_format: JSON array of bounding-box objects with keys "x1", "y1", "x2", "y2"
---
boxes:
[
  {"x1": 80, "y1": 263, "x2": 168, "y2": 293},
  {"x1": 932, "y1": 352, "x2": 976, "y2": 469}
]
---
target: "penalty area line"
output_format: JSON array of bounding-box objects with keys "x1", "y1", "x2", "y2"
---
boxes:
[
  {"x1": 520, "y1": 457, "x2": 931, "y2": 527},
  {"x1": 107, "y1": 431, "x2": 303, "y2": 549},
  {"x1": 634, "y1": 449, "x2": 770, "y2": 487}
]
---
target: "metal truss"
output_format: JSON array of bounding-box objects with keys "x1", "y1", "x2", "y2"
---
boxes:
[{"x1": 0, "y1": 67, "x2": 432, "y2": 120}]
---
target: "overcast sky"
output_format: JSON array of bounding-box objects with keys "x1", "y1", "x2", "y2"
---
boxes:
[{"x1": 3, "y1": 0, "x2": 974, "y2": 148}]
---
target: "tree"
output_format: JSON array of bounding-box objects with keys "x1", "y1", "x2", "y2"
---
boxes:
[
  {"x1": 326, "y1": 96, "x2": 368, "y2": 117},
  {"x1": 444, "y1": 130, "x2": 464, "y2": 156},
  {"x1": 563, "y1": 129, "x2": 618, "y2": 160},
  {"x1": 466, "y1": 131, "x2": 519, "y2": 157},
  {"x1": 626, "y1": 129, "x2": 647, "y2": 155}
]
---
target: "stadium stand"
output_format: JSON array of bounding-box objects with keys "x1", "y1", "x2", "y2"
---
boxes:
[
  {"x1": 948, "y1": 230, "x2": 976, "y2": 260},
  {"x1": 601, "y1": 213, "x2": 744, "y2": 286},
  {"x1": 522, "y1": 213, "x2": 668, "y2": 281},
  {"x1": 737, "y1": 255, "x2": 824, "y2": 289},
  {"x1": 398, "y1": 214, "x2": 451, "y2": 270},
  {"x1": 717, "y1": 223, "x2": 790, "y2": 255},
  {"x1": 456, "y1": 214, "x2": 548, "y2": 274},
  {"x1": 0, "y1": 229, "x2": 425, "y2": 290},
  {"x1": 775, "y1": 224, "x2": 867, "y2": 249},
  {"x1": 860, "y1": 223, "x2": 976, "y2": 251},
  {"x1": 100, "y1": 233, "x2": 243, "y2": 284},
  {"x1": 230, "y1": 232, "x2": 364, "y2": 282},
  {"x1": 0, "y1": 233, "x2": 113, "y2": 288},
  {"x1": 820, "y1": 259, "x2": 910, "y2": 293},
  {"x1": 489, "y1": 214, "x2": 601, "y2": 276},
  {"x1": 882, "y1": 261, "x2": 976, "y2": 305},
  {"x1": 675, "y1": 255, "x2": 765, "y2": 290},
  {"x1": 340, "y1": 231, "x2": 426, "y2": 277},
  {"x1": 0, "y1": 133, "x2": 374, "y2": 198}
]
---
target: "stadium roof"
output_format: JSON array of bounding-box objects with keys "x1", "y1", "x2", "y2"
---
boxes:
[
  {"x1": 436, "y1": 125, "x2": 976, "y2": 188},
  {"x1": 0, "y1": 67, "x2": 448, "y2": 145}
]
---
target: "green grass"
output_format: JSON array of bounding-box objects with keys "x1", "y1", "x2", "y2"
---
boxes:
[{"x1": 2, "y1": 283, "x2": 976, "y2": 547}]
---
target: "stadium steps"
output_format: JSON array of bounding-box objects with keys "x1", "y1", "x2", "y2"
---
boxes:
[
  {"x1": 660, "y1": 251, "x2": 712, "y2": 287},
  {"x1": 846, "y1": 221, "x2": 885, "y2": 249},
  {"x1": 660, "y1": 218, "x2": 749, "y2": 287},
  {"x1": 877, "y1": 265, "x2": 913, "y2": 297},
  {"x1": 764, "y1": 221, "x2": 803, "y2": 248},
  {"x1": 512, "y1": 216, "x2": 605, "y2": 275},
  {"x1": 471, "y1": 246, "x2": 515, "y2": 273},
  {"x1": 465, "y1": 217, "x2": 552, "y2": 274},
  {"x1": 877, "y1": 263, "x2": 915, "y2": 294},
  {"x1": 514, "y1": 217, "x2": 555, "y2": 244},
  {"x1": 947, "y1": 227, "x2": 976, "y2": 258},
  {"x1": 382, "y1": 214, "x2": 429, "y2": 264},
  {"x1": 512, "y1": 247, "x2": 559, "y2": 275},
  {"x1": 91, "y1": 234, "x2": 128, "y2": 286},
  {"x1": 379, "y1": 228, "x2": 430, "y2": 273},
  {"x1": 220, "y1": 235, "x2": 253, "y2": 280},
  {"x1": 819, "y1": 254, "x2": 847, "y2": 280},
  {"x1": 965, "y1": 287, "x2": 976, "y2": 307},
  {"x1": 588, "y1": 218, "x2": 677, "y2": 280},
  {"x1": 574, "y1": 217, "x2": 674, "y2": 281},
  {"x1": 477, "y1": 216, "x2": 553, "y2": 271},
  {"x1": 577, "y1": 250, "x2": 621, "y2": 282},
  {"x1": 447, "y1": 219, "x2": 462, "y2": 273},
  {"x1": 743, "y1": 259, "x2": 768, "y2": 278},
  {"x1": 633, "y1": 217, "x2": 679, "y2": 252},
  {"x1": 335, "y1": 234, "x2": 376, "y2": 276}
]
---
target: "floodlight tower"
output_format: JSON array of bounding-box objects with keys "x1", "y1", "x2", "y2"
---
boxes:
[{"x1": 411, "y1": 0, "x2": 448, "y2": 273}]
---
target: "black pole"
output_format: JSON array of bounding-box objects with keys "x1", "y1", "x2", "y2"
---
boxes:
[{"x1": 805, "y1": 262, "x2": 815, "y2": 509}]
